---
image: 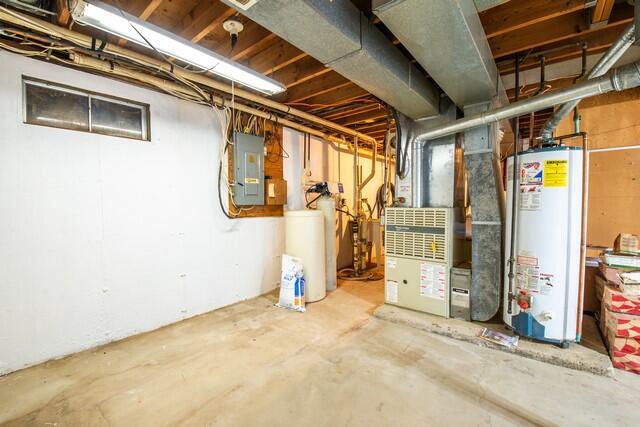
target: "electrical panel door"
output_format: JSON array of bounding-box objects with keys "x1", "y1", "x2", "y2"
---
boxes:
[{"x1": 233, "y1": 132, "x2": 265, "y2": 206}]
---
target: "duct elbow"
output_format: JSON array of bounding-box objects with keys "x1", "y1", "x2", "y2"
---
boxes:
[{"x1": 611, "y1": 61, "x2": 640, "y2": 92}]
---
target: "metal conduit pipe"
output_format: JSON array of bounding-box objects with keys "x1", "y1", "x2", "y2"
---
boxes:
[
  {"x1": 540, "y1": 24, "x2": 636, "y2": 142},
  {"x1": 415, "y1": 60, "x2": 640, "y2": 143},
  {"x1": 358, "y1": 139, "x2": 377, "y2": 195}
]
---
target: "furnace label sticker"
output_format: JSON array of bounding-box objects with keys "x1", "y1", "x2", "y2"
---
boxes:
[
  {"x1": 386, "y1": 258, "x2": 397, "y2": 270},
  {"x1": 386, "y1": 280, "x2": 398, "y2": 303},
  {"x1": 420, "y1": 262, "x2": 446, "y2": 300},
  {"x1": 543, "y1": 159, "x2": 568, "y2": 187}
]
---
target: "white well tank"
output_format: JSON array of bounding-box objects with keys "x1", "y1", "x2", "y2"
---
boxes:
[{"x1": 504, "y1": 146, "x2": 583, "y2": 345}]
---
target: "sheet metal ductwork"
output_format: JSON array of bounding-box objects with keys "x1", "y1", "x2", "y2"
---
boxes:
[
  {"x1": 375, "y1": 0, "x2": 506, "y2": 320},
  {"x1": 373, "y1": 0, "x2": 507, "y2": 108},
  {"x1": 221, "y1": 0, "x2": 440, "y2": 119}
]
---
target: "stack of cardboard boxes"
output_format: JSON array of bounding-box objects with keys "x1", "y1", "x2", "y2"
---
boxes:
[{"x1": 596, "y1": 234, "x2": 640, "y2": 374}]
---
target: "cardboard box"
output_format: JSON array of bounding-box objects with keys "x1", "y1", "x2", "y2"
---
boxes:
[
  {"x1": 595, "y1": 274, "x2": 607, "y2": 303},
  {"x1": 583, "y1": 264, "x2": 601, "y2": 312},
  {"x1": 604, "y1": 308, "x2": 640, "y2": 338},
  {"x1": 607, "y1": 327, "x2": 640, "y2": 355},
  {"x1": 603, "y1": 285, "x2": 640, "y2": 315},
  {"x1": 265, "y1": 178, "x2": 287, "y2": 205},
  {"x1": 612, "y1": 351, "x2": 640, "y2": 375},
  {"x1": 599, "y1": 263, "x2": 623, "y2": 288},
  {"x1": 614, "y1": 233, "x2": 640, "y2": 255}
]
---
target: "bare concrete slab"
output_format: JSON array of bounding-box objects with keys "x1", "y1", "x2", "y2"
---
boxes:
[
  {"x1": 4, "y1": 280, "x2": 640, "y2": 425},
  {"x1": 374, "y1": 303, "x2": 614, "y2": 377}
]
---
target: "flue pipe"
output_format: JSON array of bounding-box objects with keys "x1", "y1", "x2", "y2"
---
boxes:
[
  {"x1": 416, "y1": 60, "x2": 640, "y2": 142},
  {"x1": 0, "y1": 5, "x2": 377, "y2": 145},
  {"x1": 540, "y1": 24, "x2": 636, "y2": 142}
]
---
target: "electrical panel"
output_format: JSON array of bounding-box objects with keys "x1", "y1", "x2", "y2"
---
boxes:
[{"x1": 233, "y1": 132, "x2": 265, "y2": 206}]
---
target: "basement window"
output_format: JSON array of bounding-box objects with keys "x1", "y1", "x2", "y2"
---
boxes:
[{"x1": 23, "y1": 77, "x2": 150, "y2": 141}]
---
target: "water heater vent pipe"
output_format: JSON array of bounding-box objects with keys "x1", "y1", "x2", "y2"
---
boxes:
[{"x1": 415, "y1": 60, "x2": 640, "y2": 143}]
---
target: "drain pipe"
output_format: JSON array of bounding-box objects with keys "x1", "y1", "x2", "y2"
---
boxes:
[
  {"x1": 415, "y1": 60, "x2": 640, "y2": 142},
  {"x1": 572, "y1": 44, "x2": 588, "y2": 134},
  {"x1": 540, "y1": 24, "x2": 636, "y2": 142}
]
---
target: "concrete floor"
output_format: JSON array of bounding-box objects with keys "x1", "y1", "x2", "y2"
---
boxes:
[{"x1": 2, "y1": 279, "x2": 640, "y2": 426}]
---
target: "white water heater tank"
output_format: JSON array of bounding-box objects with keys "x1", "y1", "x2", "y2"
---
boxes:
[{"x1": 503, "y1": 146, "x2": 583, "y2": 345}]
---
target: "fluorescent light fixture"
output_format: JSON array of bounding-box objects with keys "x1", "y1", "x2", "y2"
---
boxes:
[{"x1": 70, "y1": 0, "x2": 286, "y2": 95}]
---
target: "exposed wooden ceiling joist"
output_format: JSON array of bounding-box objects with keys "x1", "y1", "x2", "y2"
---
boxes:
[
  {"x1": 480, "y1": 0, "x2": 584, "y2": 39},
  {"x1": 247, "y1": 39, "x2": 307, "y2": 75},
  {"x1": 320, "y1": 104, "x2": 380, "y2": 120},
  {"x1": 498, "y1": 23, "x2": 629, "y2": 74},
  {"x1": 180, "y1": 1, "x2": 235, "y2": 43},
  {"x1": 305, "y1": 85, "x2": 371, "y2": 112},
  {"x1": 270, "y1": 56, "x2": 330, "y2": 89},
  {"x1": 128, "y1": 0, "x2": 164, "y2": 21},
  {"x1": 55, "y1": 0, "x2": 70, "y2": 25},
  {"x1": 489, "y1": 5, "x2": 633, "y2": 59},
  {"x1": 592, "y1": 0, "x2": 615, "y2": 24},
  {"x1": 278, "y1": 72, "x2": 351, "y2": 103},
  {"x1": 335, "y1": 110, "x2": 388, "y2": 127}
]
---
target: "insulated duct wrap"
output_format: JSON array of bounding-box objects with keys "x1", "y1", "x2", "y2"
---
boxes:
[{"x1": 463, "y1": 104, "x2": 502, "y2": 321}]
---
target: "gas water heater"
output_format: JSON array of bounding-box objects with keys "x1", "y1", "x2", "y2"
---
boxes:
[{"x1": 504, "y1": 146, "x2": 583, "y2": 346}]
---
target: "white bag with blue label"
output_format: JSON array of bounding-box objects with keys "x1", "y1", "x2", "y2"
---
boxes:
[{"x1": 277, "y1": 254, "x2": 306, "y2": 312}]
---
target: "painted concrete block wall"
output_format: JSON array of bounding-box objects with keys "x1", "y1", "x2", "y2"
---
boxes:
[{"x1": 0, "y1": 52, "x2": 284, "y2": 375}]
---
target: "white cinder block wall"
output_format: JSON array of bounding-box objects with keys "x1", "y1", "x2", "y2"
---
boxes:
[{"x1": 0, "y1": 52, "x2": 284, "y2": 374}]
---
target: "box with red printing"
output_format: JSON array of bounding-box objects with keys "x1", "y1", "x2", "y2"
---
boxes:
[
  {"x1": 606, "y1": 326, "x2": 640, "y2": 354},
  {"x1": 603, "y1": 285, "x2": 640, "y2": 315},
  {"x1": 604, "y1": 308, "x2": 640, "y2": 338},
  {"x1": 612, "y1": 351, "x2": 640, "y2": 374}
]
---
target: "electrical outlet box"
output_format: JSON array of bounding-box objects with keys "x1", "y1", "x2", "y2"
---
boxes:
[
  {"x1": 233, "y1": 132, "x2": 265, "y2": 206},
  {"x1": 265, "y1": 178, "x2": 287, "y2": 205}
]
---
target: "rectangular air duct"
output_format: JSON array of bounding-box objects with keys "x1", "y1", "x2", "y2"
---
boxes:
[{"x1": 221, "y1": 0, "x2": 440, "y2": 119}]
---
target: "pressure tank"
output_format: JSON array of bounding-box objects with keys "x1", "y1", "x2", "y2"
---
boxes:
[
  {"x1": 316, "y1": 196, "x2": 337, "y2": 292},
  {"x1": 504, "y1": 146, "x2": 583, "y2": 346},
  {"x1": 285, "y1": 210, "x2": 326, "y2": 302}
]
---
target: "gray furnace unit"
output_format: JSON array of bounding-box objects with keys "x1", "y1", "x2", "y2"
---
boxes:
[{"x1": 233, "y1": 132, "x2": 265, "y2": 206}]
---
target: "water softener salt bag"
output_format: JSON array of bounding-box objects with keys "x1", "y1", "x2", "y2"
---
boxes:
[{"x1": 277, "y1": 254, "x2": 306, "y2": 312}]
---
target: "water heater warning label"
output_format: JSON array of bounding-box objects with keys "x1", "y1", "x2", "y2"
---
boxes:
[
  {"x1": 543, "y1": 160, "x2": 568, "y2": 187},
  {"x1": 520, "y1": 162, "x2": 543, "y2": 211}
]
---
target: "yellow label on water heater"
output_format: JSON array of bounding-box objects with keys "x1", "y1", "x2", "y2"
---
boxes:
[{"x1": 543, "y1": 159, "x2": 568, "y2": 187}]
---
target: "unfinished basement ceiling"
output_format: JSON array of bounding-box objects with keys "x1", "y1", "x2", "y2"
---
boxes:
[{"x1": 86, "y1": 0, "x2": 635, "y2": 146}]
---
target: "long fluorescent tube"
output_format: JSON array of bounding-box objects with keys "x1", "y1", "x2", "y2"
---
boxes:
[{"x1": 70, "y1": 0, "x2": 286, "y2": 95}]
